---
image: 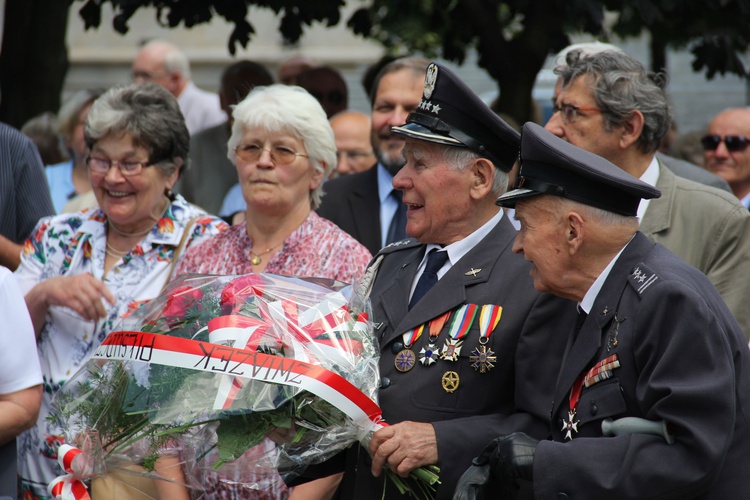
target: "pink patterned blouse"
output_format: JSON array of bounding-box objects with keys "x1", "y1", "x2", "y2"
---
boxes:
[
  {"x1": 175, "y1": 211, "x2": 372, "y2": 282},
  {"x1": 174, "y1": 211, "x2": 371, "y2": 499}
]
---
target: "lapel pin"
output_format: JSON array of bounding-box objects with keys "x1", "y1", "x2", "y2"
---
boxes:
[{"x1": 465, "y1": 268, "x2": 482, "y2": 277}]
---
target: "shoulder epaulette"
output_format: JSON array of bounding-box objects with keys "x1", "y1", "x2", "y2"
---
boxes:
[
  {"x1": 375, "y1": 238, "x2": 421, "y2": 257},
  {"x1": 628, "y1": 263, "x2": 659, "y2": 295}
]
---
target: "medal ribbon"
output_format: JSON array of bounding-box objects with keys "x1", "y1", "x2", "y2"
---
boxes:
[
  {"x1": 428, "y1": 311, "x2": 451, "y2": 341},
  {"x1": 401, "y1": 323, "x2": 426, "y2": 347},
  {"x1": 447, "y1": 304, "x2": 479, "y2": 340},
  {"x1": 478, "y1": 304, "x2": 502, "y2": 339},
  {"x1": 583, "y1": 354, "x2": 620, "y2": 388},
  {"x1": 94, "y1": 330, "x2": 384, "y2": 433}
]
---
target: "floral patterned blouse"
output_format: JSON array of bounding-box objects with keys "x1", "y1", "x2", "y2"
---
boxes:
[
  {"x1": 174, "y1": 211, "x2": 372, "y2": 499},
  {"x1": 15, "y1": 194, "x2": 227, "y2": 500},
  {"x1": 175, "y1": 211, "x2": 373, "y2": 282}
]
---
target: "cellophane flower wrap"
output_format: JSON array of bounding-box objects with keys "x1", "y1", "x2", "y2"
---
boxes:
[{"x1": 50, "y1": 272, "x2": 383, "y2": 496}]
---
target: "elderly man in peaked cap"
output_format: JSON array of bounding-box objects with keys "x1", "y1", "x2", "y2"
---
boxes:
[
  {"x1": 340, "y1": 63, "x2": 576, "y2": 499},
  {"x1": 455, "y1": 122, "x2": 750, "y2": 499}
]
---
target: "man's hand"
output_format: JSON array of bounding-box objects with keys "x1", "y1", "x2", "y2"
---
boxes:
[
  {"x1": 369, "y1": 421, "x2": 438, "y2": 478},
  {"x1": 489, "y1": 432, "x2": 538, "y2": 488}
]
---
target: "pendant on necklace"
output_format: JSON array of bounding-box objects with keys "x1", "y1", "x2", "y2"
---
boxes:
[{"x1": 250, "y1": 255, "x2": 262, "y2": 265}]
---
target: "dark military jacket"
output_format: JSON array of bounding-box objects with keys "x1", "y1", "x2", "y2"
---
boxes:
[
  {"x1": 347, "y1": 215, "x2": 575, "y2": 499},
  {"x1": 536, "y1": 232, "x2": 750, "y2": 499}
]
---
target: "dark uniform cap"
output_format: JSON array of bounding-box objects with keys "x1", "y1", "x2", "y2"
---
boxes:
[
  {"x1": 497, "y1": 122, "x2": 661, "y2": 216},
  {"x1": 391, "y1": 62, "x2": 520, "y2": 172}
]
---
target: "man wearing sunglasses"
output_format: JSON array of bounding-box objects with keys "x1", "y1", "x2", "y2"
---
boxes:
[
  {"x1": 704, "y1": 108, "x2": 750, "y2": 209},
  {"x1": 545, "y1": 48, "x2": 750, "y2": 340}
]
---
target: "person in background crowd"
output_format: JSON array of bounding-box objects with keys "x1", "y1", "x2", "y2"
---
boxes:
[
  {"x1": 545, "y1": 48, "x2": 750, "y2": 339},
  {"x1": 329, "y1": 110, "x2": 375, "y2": 177},
  {"x1": 0, "y1": 122, "x2": 55, "y2": 270},
  {"x1": 15, "y1": 83, "x2": 226, "y2": 499},
  {"x1": 45, "y1": 88, "x2": 105, "y2": 213},
  {"x1": 703, "y1": 107, "x2": 750, "y2": 208},
  {"x1": 0, "y1": 266, "x2": 42, "y2": 498},
  {"x1": 277, "y1": 54, "x2": 319, "y2": 85},
  {"x1": 457, "y1": 121, "x2": 750, "y2": 499},
  {"x1": 297, "y1": 65, "x2": 349, "y2": 119},
  {"x1": 330, "y1": 62, "x2": 573, "y2": 500},
  {"x1": 20, "y1": 112, "x2": 69, "y2": 166},
  {"x1": 132, "y1": 39, "x2": 225, "y2": 135},
  {"x1": 317, "y1": 57, "x2": 428, "y2": 256},
  {"x1": 178, "y1": 59, "x2": 274, "y2": 216},
  {"x1": 552, "y1": 43, "x2": 730, "y2": 192},
  {"x1": 173, "y1": 83, "x2": 372, "y2": 500},
  {"x1": 671, "y1": 129, "x2": 707, "y2": 167}
]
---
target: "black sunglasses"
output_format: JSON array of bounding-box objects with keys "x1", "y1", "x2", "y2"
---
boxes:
[{"x1": 701, "y1": 135, "x2": 750, "y2": 152}]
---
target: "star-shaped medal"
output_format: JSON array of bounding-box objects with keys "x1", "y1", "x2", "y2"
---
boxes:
[
  {"x1": 419, "y1": 343, "x2": 440, "y2": 366},
  {"x1": 562, "y1": 410, "x2": 579, "y2": 440},
  {"x1": 440, "y1": 339, "x2": 463, "y2": 361},
  {"x1": 470, "y1": 345, "x2": 497, "y2": 373}
]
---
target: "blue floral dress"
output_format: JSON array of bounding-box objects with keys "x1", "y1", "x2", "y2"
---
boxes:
[{"x1": 14, "y1": 194, "x2": 227, "y2": 499}]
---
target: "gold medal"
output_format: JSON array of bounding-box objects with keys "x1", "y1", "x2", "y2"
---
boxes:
[
  {"x1": 441, "y1": 371, "x2": 460, "y2": 393},
  {"x1": 395, "y1": 348, "x2": 417, "y2": 372}
]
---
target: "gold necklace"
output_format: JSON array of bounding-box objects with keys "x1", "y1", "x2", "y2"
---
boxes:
[
  {"x1": 106, "y1": 240, "x2": 130, "y2": 259},
  {"x1": 249, "y1": 242, "x2": 283, "y2": 266}
]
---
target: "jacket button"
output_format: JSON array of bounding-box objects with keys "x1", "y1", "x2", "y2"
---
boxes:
[
  {"x1": 380, "y1": 376, "x2": 391, "y2": 389},
  {"x1": 391, "y1": 341, "x2": 404, "y2": 354},
  {"x1": 557, "y1": 493, "x2": 570, "y2": 500},
  {"x1": 590, "y1": 402, "x2": 598, "y2": 416}
]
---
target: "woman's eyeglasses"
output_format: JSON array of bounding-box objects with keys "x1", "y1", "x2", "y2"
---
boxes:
[
  {"x1": 86, "y1": 157, "x2": 152, "y2": 176},
  {"x1": 700, "y1": 135, "x2": 750, "y2": 152},
  {"x1": 234, "y1": 144, "x2": 309, "y2": 165}
]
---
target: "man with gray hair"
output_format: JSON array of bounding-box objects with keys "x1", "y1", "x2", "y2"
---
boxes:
[
  {"x1": 132, "y1": 39, "x2": 225, "y2": 135},
  {"x1": 544, "y1": 48, "x2": 750, "y2": 338}
]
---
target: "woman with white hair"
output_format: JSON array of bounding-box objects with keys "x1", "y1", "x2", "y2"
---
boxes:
[
  {"x1": 173, "y1": 84, "x2": 371, "y2": 499},
  {"x1": 175, "y1": 84, "x2": 371, "y2": 280}
]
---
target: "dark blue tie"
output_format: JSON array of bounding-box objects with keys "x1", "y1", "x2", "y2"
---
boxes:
[
  {"x1": 409, "y1": 249, "x2": 449, "y2": 310},
  {"x1": 386, "y1": 189, "x2": 407, "y2": 244}
]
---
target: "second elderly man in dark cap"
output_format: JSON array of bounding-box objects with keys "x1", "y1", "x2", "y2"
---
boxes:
[
  {"x1": 455, "y1": 122, "x2": 750, "y2": 499},
  {"x1": 341, "y1": 63, "x2": 576, "y2": 499}
]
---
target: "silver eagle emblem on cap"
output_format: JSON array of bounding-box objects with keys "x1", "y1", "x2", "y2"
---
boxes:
[{"x1": 423, "y1": 63, "x2": 438, "y2": 99}]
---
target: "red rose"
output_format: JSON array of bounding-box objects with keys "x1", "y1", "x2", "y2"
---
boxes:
[
  {"x1": 164, "y1": 285, "x2": 204, "y2": 318},
  {"x1": 220, "y1": 274, "x2": 266, "y2": 315}
]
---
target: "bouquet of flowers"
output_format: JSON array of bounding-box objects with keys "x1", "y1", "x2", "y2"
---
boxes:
[{"x1": 50, "y1": 273, "x2": 439, "y2": 499}]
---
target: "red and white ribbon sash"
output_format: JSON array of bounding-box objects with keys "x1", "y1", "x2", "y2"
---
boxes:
[
  {"x1": 93, "y1": 331, "x2": 383, "y2": 432},
  {"x1": 48, "y1": 445, "x2": 91, "y2": 500}
]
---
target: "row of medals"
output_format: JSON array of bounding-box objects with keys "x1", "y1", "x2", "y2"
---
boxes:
[{"x1": 394, "y1": 336, "x2": 497, "y2": 393}]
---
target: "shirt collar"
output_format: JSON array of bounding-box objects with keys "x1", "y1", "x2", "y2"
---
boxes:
[
  {"x1": 422, "y1": 209, "x2": 505, "y2": 268},
  {"x1": 579, "y1": 234, "x2": 633, "y2": 314},
  {"x1": 636, "y1": 156, "x2": 660, "y2": 222}
]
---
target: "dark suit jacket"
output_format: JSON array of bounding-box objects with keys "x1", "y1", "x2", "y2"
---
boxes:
[
  {"x1": 317, "y1": 166, "x2": 382, "y2": 256},
  {"x1": 535, "y1": 232, "x2": 750, "y2": 499},
  {"x1": 348, "y1": 215, "x2": 575, "y2": 500}
]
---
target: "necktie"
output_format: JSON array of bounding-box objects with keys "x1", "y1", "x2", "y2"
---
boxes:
[
  {"x1": 386, "y1": 189, "x2": 407, "y2": 244},
  {"x1": 409, "y1": 249, "x2": 449, "y2": 310}
]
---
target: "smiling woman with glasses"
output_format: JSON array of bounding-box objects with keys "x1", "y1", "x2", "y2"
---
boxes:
[{"x1": 14, "y1": 82, "x2": 227, "y2": 500}]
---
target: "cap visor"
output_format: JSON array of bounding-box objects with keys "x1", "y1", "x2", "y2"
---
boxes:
[
  {"x1": 391, "y1": 123, "x2": 463, "y2": 146},
  {"x1": 495, "y1": 187, "x2": 539, "y2": 207}
]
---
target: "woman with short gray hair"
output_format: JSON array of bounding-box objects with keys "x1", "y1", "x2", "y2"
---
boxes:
[{"x1": 15, "y1": 82, "x2": 226, "y2": 499}]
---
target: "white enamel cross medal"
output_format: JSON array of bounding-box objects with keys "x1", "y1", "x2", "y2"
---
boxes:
[{"x1": 562, "y1": 410, "x2": 580, "y2": 440}]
